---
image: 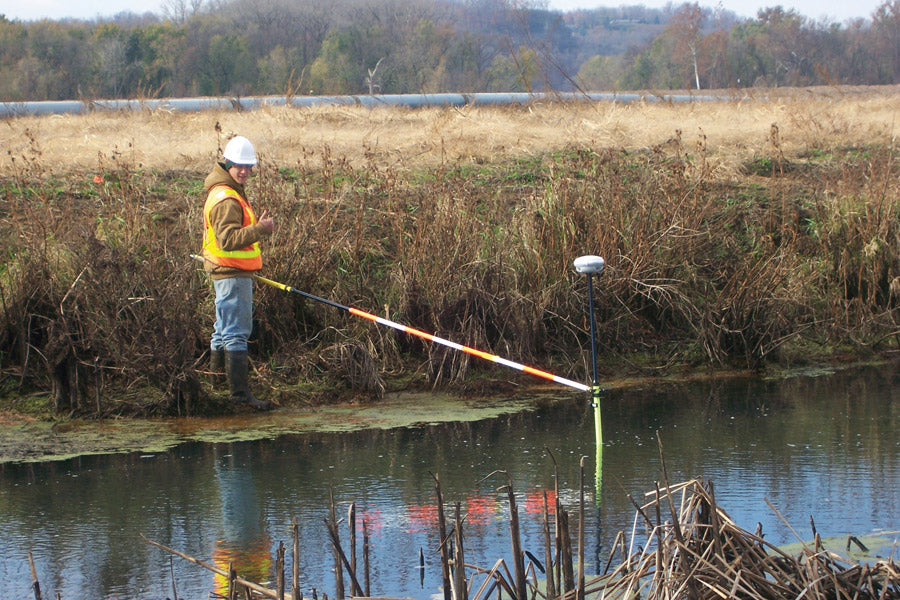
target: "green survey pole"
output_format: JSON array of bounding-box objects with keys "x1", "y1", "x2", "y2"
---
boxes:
[{"x1": 574, "y1": 255, "x2": 605, "y2": 499}]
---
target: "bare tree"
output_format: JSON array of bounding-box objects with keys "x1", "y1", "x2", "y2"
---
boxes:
[
  {"x1": 667, "y1": 3, "x2": 704, "y2": 89},
  {"x1": 365, "y1": 57, "x2": 384, "y2": 94},
  {"x1": 161, "y1": 0, "x2": 207, "y2": 24},
  {"x1": 230, "y1": 0, "x2": 332, "y2": 72},
  {"x1": 96, "y1": 36, "x2": 127, "y2": 97}
]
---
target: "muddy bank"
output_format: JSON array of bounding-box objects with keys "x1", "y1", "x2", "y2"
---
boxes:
[
  {"x1": 2, "y1": 360, "x2": 863, "y2": 464},
  {"x1": 0, "y1": 388, "x2": 583, "y2": 464}
]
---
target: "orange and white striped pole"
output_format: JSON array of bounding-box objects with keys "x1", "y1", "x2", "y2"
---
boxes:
[
  {"x1": 347, "y1": 306, "x2": 590, "y2": 392},
  {"x1": 192, "y1": 255, "x2": 589, "y2": 392}
]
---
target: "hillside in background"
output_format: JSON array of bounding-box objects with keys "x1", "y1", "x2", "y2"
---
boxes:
[{"x1": 0, "y1": 0, "x2": 898, "y2": 101}]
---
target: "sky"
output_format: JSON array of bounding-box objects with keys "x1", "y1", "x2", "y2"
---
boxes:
[{"x1": 0, "y1": 0, "x2": 883, "y2": 23}]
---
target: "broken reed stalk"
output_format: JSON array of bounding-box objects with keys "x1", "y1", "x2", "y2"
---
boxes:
[
  {"x1": 546, "y1": 448, "x2": 573, "y2": 595},
  {"x1": 542, "y1": 491, "x2": 557, "y2": 599},
  {"x1": 276, "y1": 542, "x2": 286, "y2": 600},
  {"x1": 363, "y1": 518, "x2": 371, "y2": 597},
  {"x1": 27, "y1": 551, "x2": 42, "y2": 600},
  {"x1": 292, "y1": 517, "x2": 302, "y2": 600},
  {"x1": 329, "y1": 488, "x2": 344, "y2": 600},
  {"x1": 432, "y1": 472, "x2": 453, "y2": 600},
  {"x1": 501, "y1": 473, "x2": 527, "y2": 600},
  {"x1": 228, "y1": 560, "x2": 235, "y2": 600},
  {"x1": 323, "y1": 517, "x2": 364, "y2": 597},
  {"x1": 169, "y1": 556, "x2": 178, "y2": 600},
  {"x1": 559, "y1": 508, "x2": 575, "y2": 593},
  {"x1": 348, "y1": 503, "x2": 357, "y2": 591},
  {"x1": 453, "y1": 502, "x2": 468, "y2": 600}
]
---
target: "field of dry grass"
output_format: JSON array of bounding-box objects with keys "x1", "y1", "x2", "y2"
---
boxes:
[{"x1": 3, "y1": 85, "x2": 898, "y2": 177}]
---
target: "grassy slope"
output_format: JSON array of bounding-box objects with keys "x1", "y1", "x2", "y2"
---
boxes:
[{"x1": 1, "y1": 85, "x2": 899, "y2": 418}]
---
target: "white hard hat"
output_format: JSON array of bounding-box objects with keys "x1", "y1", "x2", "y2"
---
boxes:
[{"x1": 222, "y1": 136, "x2": 257, "y2": 166}]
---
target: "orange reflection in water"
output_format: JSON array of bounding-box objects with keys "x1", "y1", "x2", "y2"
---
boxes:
[
  {"x1": 353, "y1": 507, "x2": 386, "y2": 535},
  {"x1": 523, "y1": 489, "x2": 557, "y2": 515},
  {"x1": 463, "y1": 495, "x2": 497, "y2": 525},
  {"x1": 407, "y1": 503, "x2": 439, "y2": 532},
  {"x1": 406, "y1": 488, "x2": 556, "y2": 532},
  {"x1": 212, "y1": 534, "x2": 273, "y2": 596}
]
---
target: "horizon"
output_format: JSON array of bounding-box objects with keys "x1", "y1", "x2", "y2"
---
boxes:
[{"x1": 1, "y1": 0, "x2": 881, "y2": 23}]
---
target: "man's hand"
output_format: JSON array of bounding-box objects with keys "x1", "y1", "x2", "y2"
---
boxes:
[{"x1": 258, "y1": 209, "x2": 275, "y2": 234}]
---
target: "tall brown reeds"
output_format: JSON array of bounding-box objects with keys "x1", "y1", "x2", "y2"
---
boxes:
[
  {"x1": 1, "y1": 101, "x2": 899, "y2": 416},
  {"x1": 587, "y1": 478, "x2": 900, "y2": 600},
  {"x1": 140, "y1": 460, "x2": 898, "y2": 600}
]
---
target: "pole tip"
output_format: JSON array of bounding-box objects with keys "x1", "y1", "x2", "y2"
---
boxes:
[{"x1": 574, "y1": 255, "x2": 605, "y2": 274}]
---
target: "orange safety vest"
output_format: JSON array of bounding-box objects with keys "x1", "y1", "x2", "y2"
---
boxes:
[{"x1": 202, "y1": 185, "x2": 263, "y2": 271}]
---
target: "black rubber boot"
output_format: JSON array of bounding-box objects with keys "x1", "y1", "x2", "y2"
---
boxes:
[
  {"x1": 225, "y1": 350, "x2": 273, "y2": 411},
  {"x1": 209, "y1": 349, "x2": 226, "y2": 385}
]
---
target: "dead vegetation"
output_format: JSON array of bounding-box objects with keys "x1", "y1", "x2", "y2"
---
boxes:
[
  {"x1": 1, "y1": 88, "x2": 900, "y2": 416},
  {"x1": 593, "y1": 479, "x2": 899, "y2": 600}
]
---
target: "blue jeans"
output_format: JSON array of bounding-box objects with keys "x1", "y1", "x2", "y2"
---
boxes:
[{"x1": 211, "y1": 276, "x2": 253, "y2": 352}]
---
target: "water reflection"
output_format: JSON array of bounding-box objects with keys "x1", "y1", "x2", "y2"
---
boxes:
[
  {"x1": 212, "y1": 447, "x2": 275, "y2": 594},
  {"x1": 0, "y1": 365, "x2": 898, "y2": 599}
]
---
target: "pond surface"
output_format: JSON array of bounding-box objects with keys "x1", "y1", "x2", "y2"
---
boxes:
[{"x1": 1, "y1": 364, "x2": 899, "y2": 599}]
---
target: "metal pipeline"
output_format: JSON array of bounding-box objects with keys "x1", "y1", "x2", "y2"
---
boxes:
[{"x1": 1, "y1": 91, "x2": 742, "y2": 118}]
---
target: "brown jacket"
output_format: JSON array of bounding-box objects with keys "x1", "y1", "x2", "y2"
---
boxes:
[{"x1": 203, "y1": 162, "x2": 271, "y2": 280}]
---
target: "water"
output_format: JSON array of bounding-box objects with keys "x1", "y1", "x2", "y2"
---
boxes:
[{"x1": 1, "y1": 365, "x2": 898, "y2": 599}]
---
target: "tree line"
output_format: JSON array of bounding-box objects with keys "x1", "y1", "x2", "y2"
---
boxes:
[{"x1": 1, "y1": 0, "x2": 898, "y2": 103}]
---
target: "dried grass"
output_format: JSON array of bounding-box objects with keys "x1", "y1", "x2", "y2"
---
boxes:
[
  {"x1": 2, "y1": 85, "x2": 898, "y2": 177},
  {"x1": 2, "y1": 85, "x2": 899, "y2": 416}
]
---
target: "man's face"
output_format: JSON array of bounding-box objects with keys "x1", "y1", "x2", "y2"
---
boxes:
[{"x1": 228, "y1": 164, "x2": 253, "y2": 185}]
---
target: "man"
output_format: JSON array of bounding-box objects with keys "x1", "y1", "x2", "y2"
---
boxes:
[{"x1": 202, "y1": 135, "x2": 274, "y2": 411}]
